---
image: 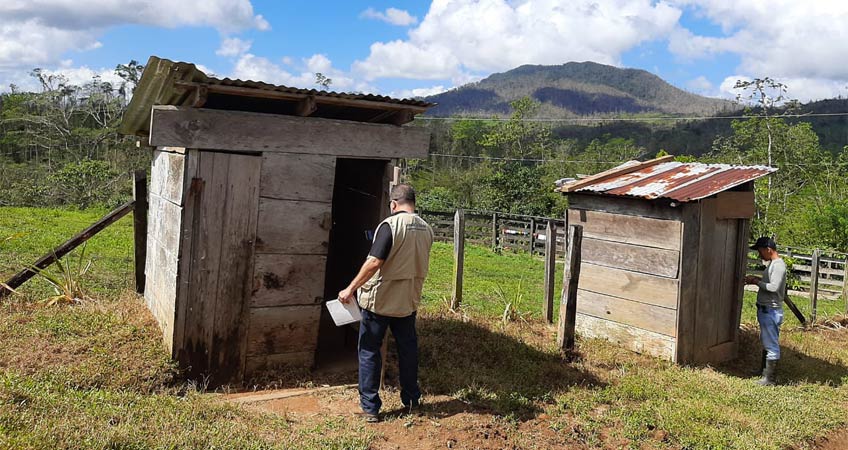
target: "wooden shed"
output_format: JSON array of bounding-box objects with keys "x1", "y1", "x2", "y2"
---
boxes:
[
  {"x1": 558, "y1": 156, "x2": 776, "y2": 364},
  {"x1": 119, "y1": 57, "x2": 433, "y2": 385}
]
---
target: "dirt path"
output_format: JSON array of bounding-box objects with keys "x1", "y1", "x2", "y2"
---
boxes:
[
  {"x1": 812, "y1": 427, "x2": 848, "y2": 450},
  {"x1": 225, "y1": 386, "x2": 597, "y2": 450}
]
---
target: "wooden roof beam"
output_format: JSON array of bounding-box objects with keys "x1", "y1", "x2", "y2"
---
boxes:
[
  {"x1": 295, "y1": 96, "x2": 317, "y2": 117},
  {"x1": 173, "y1": 81, "x2": 429, "y2": 115}
]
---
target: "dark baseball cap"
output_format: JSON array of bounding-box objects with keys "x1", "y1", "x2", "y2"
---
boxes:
[{"x1": 750, "y1": 237, "x2": 777, "y2": 250}]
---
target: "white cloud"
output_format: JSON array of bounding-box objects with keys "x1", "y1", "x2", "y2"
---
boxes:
[
  {"x1": 685, "y1": 75, "x2": 714, "y2": 95},
  {"x1": 0, "y1": 1, "x2": 269, "y2": 70},
  {"x1": 361, "y1": 7, "x2": 418, "y2": 26},
  {"x1": 391, "y1": 85, "x2": 447, "y2": 99},
  {"x1": 719, "y1": 75, "x2": 848, "y2": 103},
  {"x1": 353, "y1": 0, "x2": 682, "y2": 81},
  {"x1": 231, "y1": 53, "x2": 377, "y2": 93},
  {"x1": 669, "y1": 0, "x2": 848, "y2": 101},
  {"x1": 216, "y1": 37, "x2": 252, "y2": 57}
]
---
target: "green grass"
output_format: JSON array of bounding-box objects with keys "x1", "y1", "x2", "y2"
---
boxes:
[{"x1": 2, "y1": 206, "x2": 848, "y2": 449}]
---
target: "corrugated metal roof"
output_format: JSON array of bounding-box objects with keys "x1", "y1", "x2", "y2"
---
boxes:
[
  {"x1": 120, "y1": 56, "x2": 434, "y2": 136},
  {"x1": 566, "y1": 161, "x2": 776, "y2": 202}
]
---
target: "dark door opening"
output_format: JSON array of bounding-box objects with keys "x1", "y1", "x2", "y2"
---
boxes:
[{"x1": 316, "y1": 158, "x2": 389, "y2": 372}]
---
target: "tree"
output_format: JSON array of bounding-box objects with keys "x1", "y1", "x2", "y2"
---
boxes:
[{"x1": 314, "y1": 73, "x2": 332, "y2": 89}]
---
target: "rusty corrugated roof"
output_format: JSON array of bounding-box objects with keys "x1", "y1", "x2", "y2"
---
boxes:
[
  {"x1": 120, "y1": 56, "x2": 434, "y2": 136},
  {"x1": 565, "y1": 161, "x2": 776, "y2": 202}
]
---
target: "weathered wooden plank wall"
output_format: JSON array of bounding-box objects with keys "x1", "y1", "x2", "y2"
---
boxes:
[
  {"x1": 244, "y1": 152, "x2": 336, "y2": 374},
  {"x1": 567, "y1": 203, "x2": 683, "y2": 362},
  {"x1": 144, "y1": 148, "x2": 187, "y2": 355}
]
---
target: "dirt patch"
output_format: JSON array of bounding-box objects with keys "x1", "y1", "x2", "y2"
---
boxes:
[{"x1": 812, "y1": 427, "x2": 848, "y2": 450}]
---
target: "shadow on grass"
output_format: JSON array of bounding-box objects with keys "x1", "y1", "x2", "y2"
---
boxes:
[
  {"x1": 715, "y1": 327, "x2": 848, "y2": 386},
  {"x1": 380, "y1": 314, "x2": 604, "y2": 421}
]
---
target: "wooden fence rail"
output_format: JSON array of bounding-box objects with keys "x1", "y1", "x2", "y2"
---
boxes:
[{"x1": 422, "y1": 208, "x2": 848, "y2": 323}]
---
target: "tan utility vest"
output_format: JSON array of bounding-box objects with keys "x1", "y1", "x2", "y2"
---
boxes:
[{"x1": 357, "y1": 212, "x2": 434, "y2": 317}]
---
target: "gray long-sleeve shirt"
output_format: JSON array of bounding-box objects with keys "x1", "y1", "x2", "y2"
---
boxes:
[{"x1": 757, "y1": 258, "x2": 786, "y2": 308}]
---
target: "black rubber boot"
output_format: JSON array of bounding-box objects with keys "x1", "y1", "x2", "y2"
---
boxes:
[
  {"x1": 758, "y1": 360, "x2": 777, "y2": 386},
  {"x1": 753, "y1": 349, "x2": 766, "y2": 376}
]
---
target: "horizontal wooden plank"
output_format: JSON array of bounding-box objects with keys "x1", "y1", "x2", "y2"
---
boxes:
[
  {"x1": 251, "y1": 254, "x2": 327, "y2": 307},
  {"x1": 567, "y1": 193, "x2": 683, "y2": 221},
  {"x1": 246, "y1": 305, "x2": 322, "y2": 356},
  {"x1": 568, "y1": 209, "x2": 682, "y2": 251},
  {"x1": 577, "y1": 290, "x2": 677, "y2": 337},
  {"x1": 260, "y1": 153, "x2": 336, "y2": 202},
  {"x1": 150, "y1": 149, "x2": 186, "y2": 205},
  {"x1": 150, "y1": 106, "x2": 430, "y2": 158},
  {"x1": 793, "y1": 265, "x2": 846, "y2": 277},
  {"x1": 581, "y1": 238, "x2": 680, "y2": 278},
  {"x1": 255, "y1": 198, "x2": 331, "y2": 254},
  {"x1": 578, "y1": 263, "x2": 680, "y2": 309},
  {"x1": 715, "y1": 191, "x2": 755, "y2": 219},
  {"x1": 576, "y1": 313, "x2": 676, "y2": 361},
  {"x1": 245, "y1": 352, "x2": 315, "y2": 374}
]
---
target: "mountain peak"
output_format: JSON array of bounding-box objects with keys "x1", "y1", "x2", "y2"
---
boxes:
[{"x1": 425, "y1": 61, "x2": 731, "y2": 117}]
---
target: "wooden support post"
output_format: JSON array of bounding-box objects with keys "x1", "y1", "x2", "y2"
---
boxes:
[
  {"x1": 543, "y1": 220, "x2": 557, "y2": 324},
  {"x1": 491, "y1": 212, "x2": 499, "y2": 250},
  {"x1": 451, "y1": 209, "x2": 465, "y2": 310},
  {"x1": 842, "y1": 257, "x2": 848, "y2": 314},
  {"x1": 557, "y1": 225, "x2": 583, "y2": 356},
  {"x1": 783, "y1": 294, "x2": 807, "y2": 327},
  {"x1": 529, "y1": 218, "x2": 536, "y2": 255},
  {"x1": 133, "y1": 170, "x2": 148, "y2": 294},
  {"x1": 810, "y1": 249, "x2": 820, "y2": 324},
  {"x1": 0, "y1": 201, "x2": 135, "y2": 299}
]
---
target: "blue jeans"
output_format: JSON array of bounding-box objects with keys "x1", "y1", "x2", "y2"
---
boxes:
[
  {"x1": 358, "y1": 309, "x2": 421, "y2": 414},
  {"x1": 757, "y1": 306, "x2": 783, "y2": 361}
]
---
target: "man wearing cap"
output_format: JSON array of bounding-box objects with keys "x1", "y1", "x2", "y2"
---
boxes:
[
  {"x1": 745, "y1": 237, "x2": 786, "y2": 386},
  {"x1": 338, "y1": 184, "x2": 434, "y2": 422}
]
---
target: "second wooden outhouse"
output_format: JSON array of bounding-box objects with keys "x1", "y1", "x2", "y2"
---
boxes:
[
  {"x1": 558, "y1": 156, "x2": 776, "y2": 364},
  {"x1": 120, "y1": 57, "x2": 433, "y2": 385}
]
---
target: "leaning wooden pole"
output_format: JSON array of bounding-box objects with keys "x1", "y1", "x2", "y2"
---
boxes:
[
  {"x1": 133, "y1": 170, "x2": 148, "y2": 294},
  {"x1": 0, "y1": 200, "x2": 135, "y2": 299},
  {"x1": 542, "y1": 220, "x2": 557, "y2": 324},
  {"x1": 451, "y1": 209, "x2": 465, "y2": 310},
  {"x1": 557, "y1": 225, "x2": 583, "y2": 356}
]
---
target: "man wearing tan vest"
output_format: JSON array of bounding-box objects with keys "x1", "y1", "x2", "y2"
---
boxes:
[{"x1": 338, "y1": 184, "x2": 434, "y2": 423}]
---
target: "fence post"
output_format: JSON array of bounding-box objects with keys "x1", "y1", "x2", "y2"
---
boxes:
[
  {"x1": 528, "y1": 218, "x2": 536, "y2": 255},
  {"x1": 543, "y1": 220, "x2": 557, "y2": 324},
  {"x1": 451, "y1": 209, "x2": 465, "y2": 310},
  {"x1": 491, "y1": 212, "x2": 499, "y2": 250},
  {"x1": 842, "y1": 256, "x2": 848, "y2": 315},
  {"x1": 810, "y1": 249, "x2": 820, "y2": 324},
  {"x1": 558, "y1": 225, "x2": 583, "y2": 357},
  {"x1": 133, "y1": 170, "x2": 148, "y2": 295}
]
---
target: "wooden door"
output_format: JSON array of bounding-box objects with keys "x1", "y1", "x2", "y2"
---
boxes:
[{"x1": 178, "y1": 150, "x2": 261, "y2": 385}]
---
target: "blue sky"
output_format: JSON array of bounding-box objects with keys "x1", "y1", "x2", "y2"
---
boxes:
[{"x1": 1, "y1": 1, "x2": 846, "y2": 101}]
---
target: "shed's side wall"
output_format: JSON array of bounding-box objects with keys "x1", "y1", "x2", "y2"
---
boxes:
[
  {"x1": 144, "y1": 147, "x2": 187, "y2": 355},
  {"x1": 244, "y1": 153, "x2": 337, "y2": 374},
  {"x1": 567, "y1": 197, "x2": 683, "y2": 361},
  {"x1": 688, "y1": 197, "x2": 750, "y2": 363}
]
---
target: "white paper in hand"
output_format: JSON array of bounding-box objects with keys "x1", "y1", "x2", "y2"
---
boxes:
[{"x1": 326, "y1": 299, "x2": 362, "y2": 326}]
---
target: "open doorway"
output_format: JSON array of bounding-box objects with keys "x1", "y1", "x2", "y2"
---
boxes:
[{"x1": 315, "y1": 158, "x2": 390, "y2": 372}]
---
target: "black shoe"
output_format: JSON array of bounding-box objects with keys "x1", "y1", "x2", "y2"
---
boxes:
[
  {"x1": 758, "y1": 360, "x2": 778, "y2": 386},
  {"x1": 403, "y1": 401, "x2": 424, "y2": 415}
]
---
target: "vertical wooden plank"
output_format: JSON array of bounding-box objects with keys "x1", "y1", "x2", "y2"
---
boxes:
[
  {"x1": 842, "y1": 257, "x2": 848, "y2": 314},
  {"x1": 810, "y1": 249, "x2": 820, "y2": 324},
  {"x1": 182, "y1": 151, "x2": 230, "y2": 378},
  {"x1": 133, "y1": 170, "x2": 148, "y2": 294},
  {"x1": 173, "y1": 149, "x2": 199, "y2": 360},
  {"x1": 675, "y1": 203, "x2": 700, "y2": 364},
  {"x1": 529, "y1": 218, "x2": 536, "y2": 254},
  {"x1": 210, "y1": 153, "x2": 260, "y2": 384},
  {"x1": 451, "y1": 209, "x2": 465, "y2": 310},
  {"x1": 492, "y1": 212, "x2": 499, "y2": 250},
  {"x1": 558, "y1": 225, "x2": 583, "y2": 356},
  {"x1": 543, "y1": 220, "x2": 556, "y2": 324}
]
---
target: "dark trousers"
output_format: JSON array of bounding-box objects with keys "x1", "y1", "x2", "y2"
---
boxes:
[{"x1": 358, "y1": 309, "x2": 420, "y2": 414}]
